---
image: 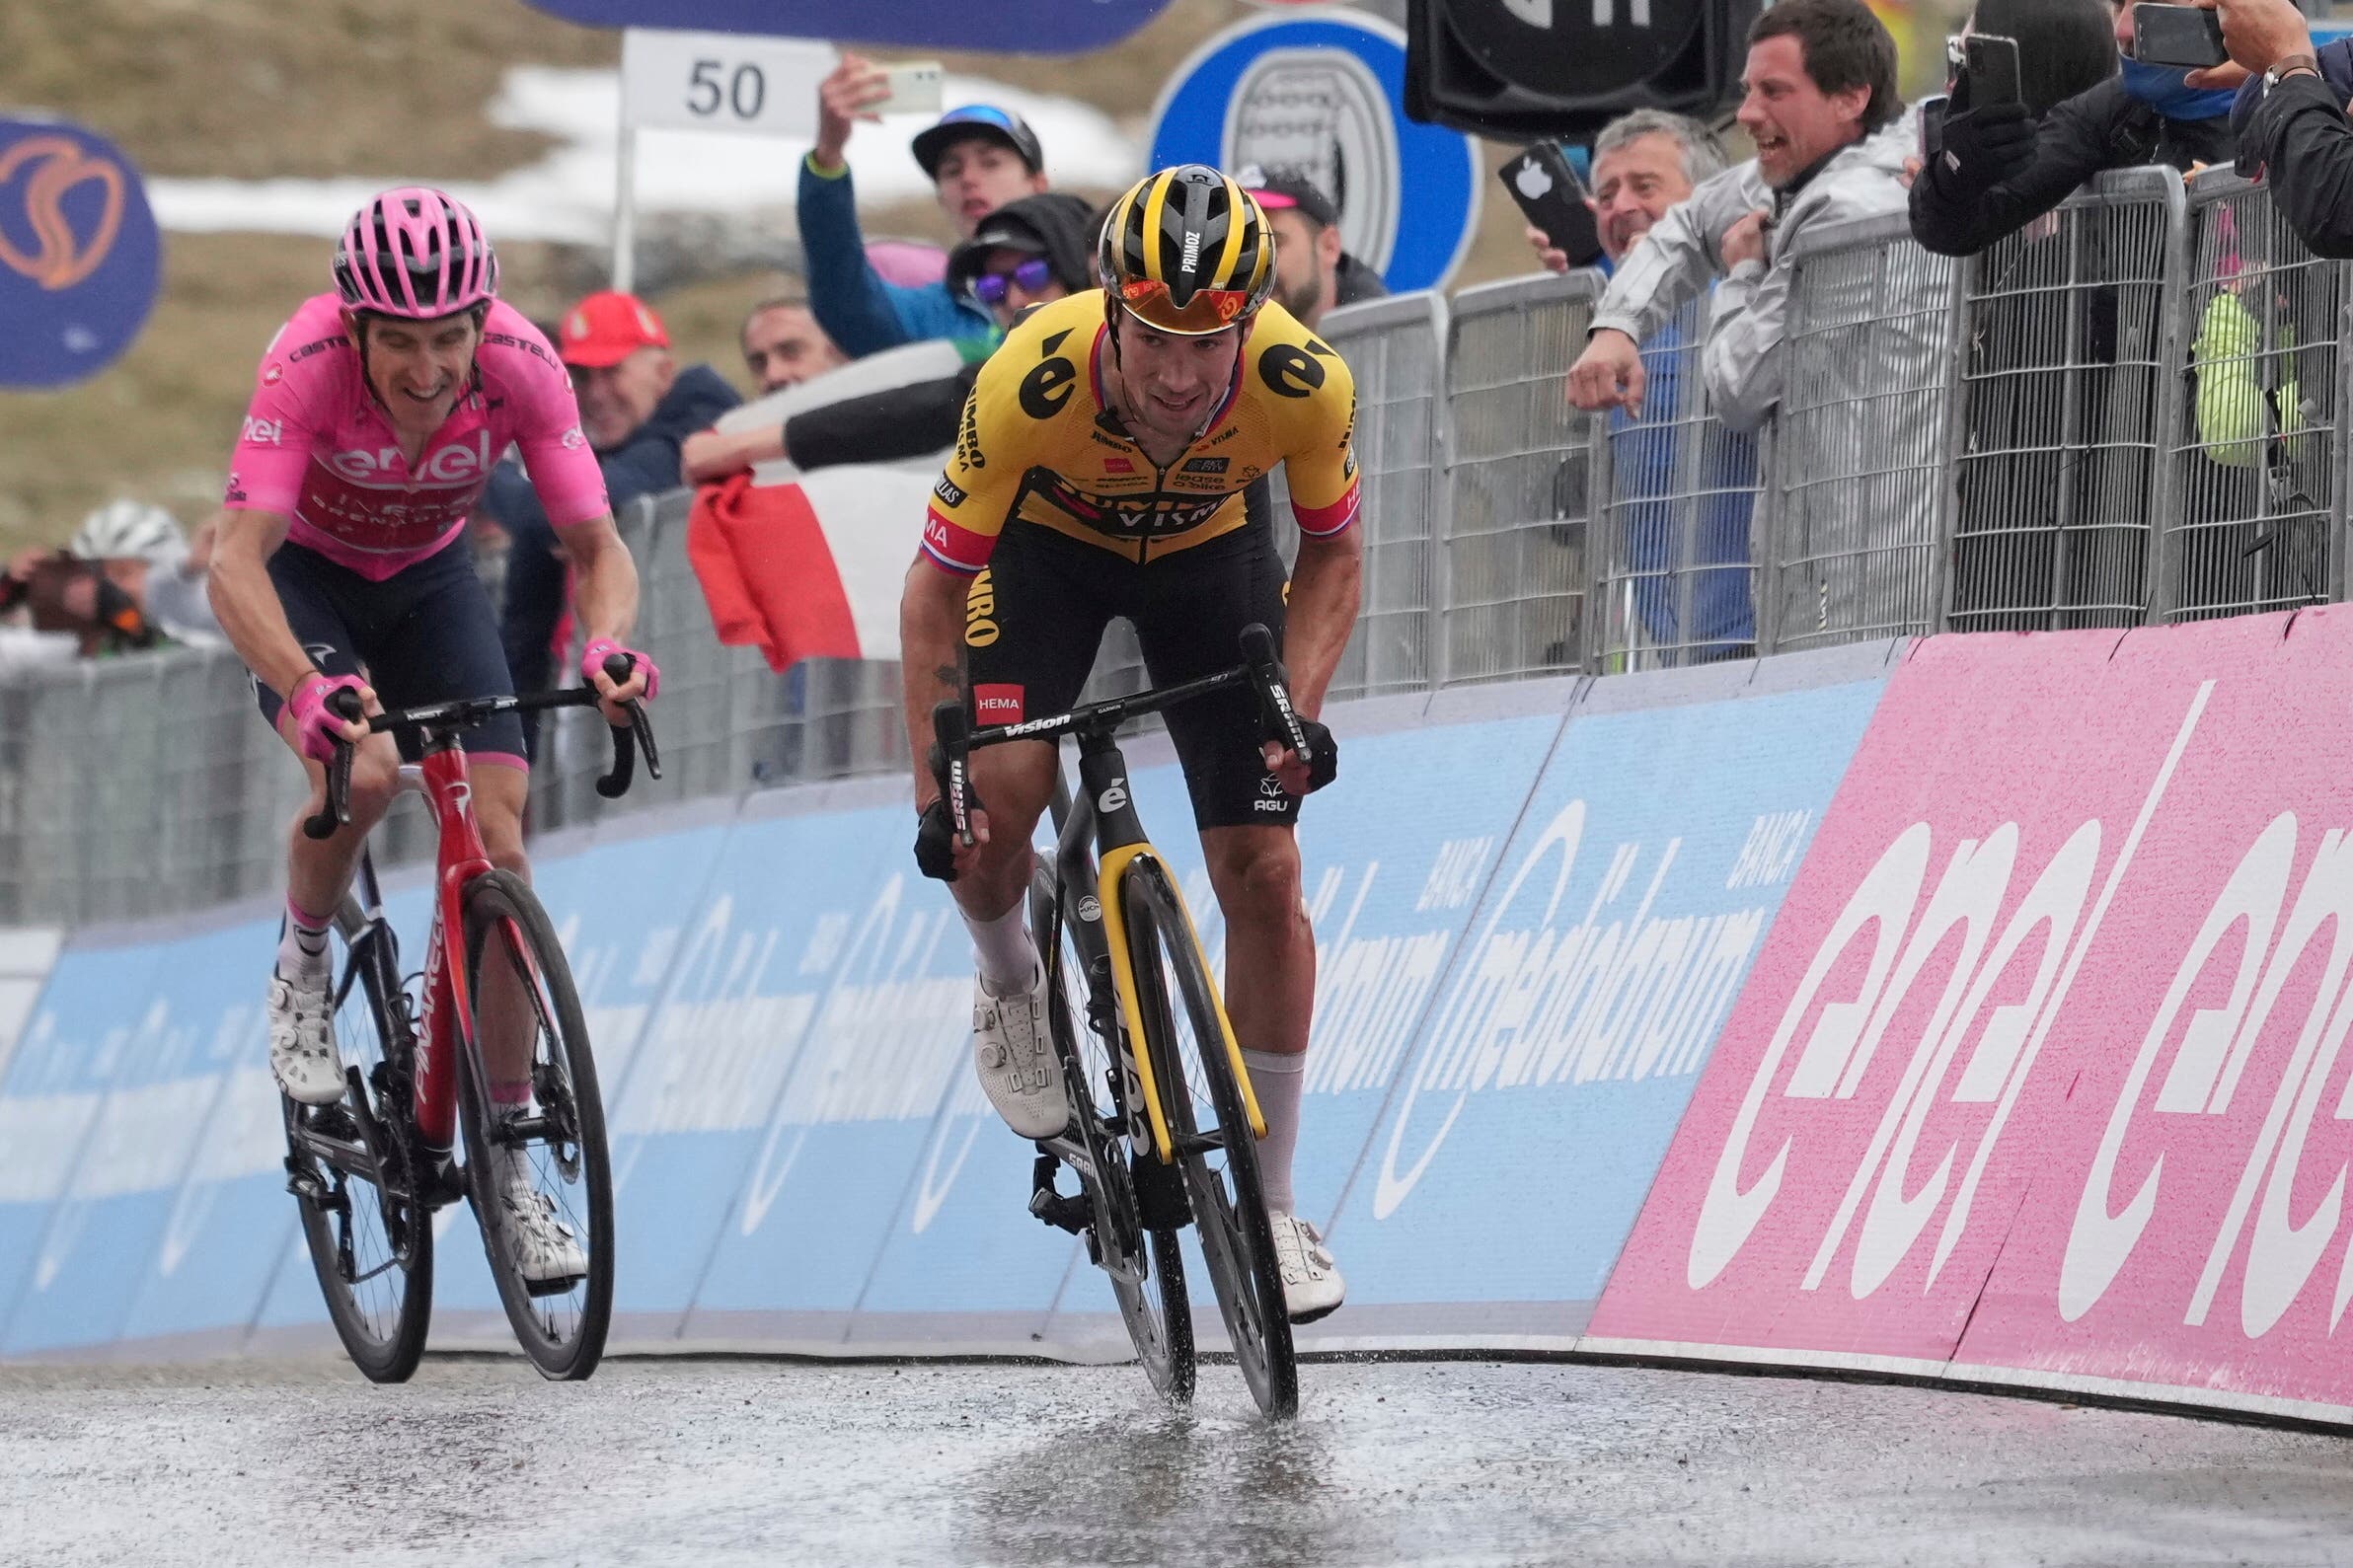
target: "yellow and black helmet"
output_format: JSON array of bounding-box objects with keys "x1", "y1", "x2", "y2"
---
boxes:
[{"x1": 1097, "y1": 164, "x2": 1276, "y2": 336}]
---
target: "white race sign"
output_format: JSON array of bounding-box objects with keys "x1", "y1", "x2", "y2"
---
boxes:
[{"x1": 619, "y1": 29, "x2": 836, "y2": 140}]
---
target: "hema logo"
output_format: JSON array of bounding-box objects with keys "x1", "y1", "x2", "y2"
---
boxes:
[{"x1": 1374, "y1": 798, "x2": 1771, "y2": 1218}]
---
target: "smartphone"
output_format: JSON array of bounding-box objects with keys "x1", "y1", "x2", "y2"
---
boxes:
[
  {"x1": 1961, "y1": 33, "x2": 2021, "y2": 111},
  {"x1": 874, "y1": 60, "x2": 944, "y2": 115},
  {"x1": 1500, "y1": 142, "x2": 1604, "y2": 268},
  {"x1": 1919, "y1": 93, "x2": 1950, "y2": 161},
  {"x1": 2133, "y1": 3, "x2": 2229, "y2": 70}
]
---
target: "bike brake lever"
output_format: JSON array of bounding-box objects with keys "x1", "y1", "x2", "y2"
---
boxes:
[{"x1": 301, "y1": 686, "x2": 367, "y2": 840}]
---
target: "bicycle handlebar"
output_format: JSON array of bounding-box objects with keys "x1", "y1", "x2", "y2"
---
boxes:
[
  {"x1": 300, "y1": 652, "x2": 661, "y2": 841},
  {"x1": 928, "y1": 623, "x2": 1311, "y2": 850}
]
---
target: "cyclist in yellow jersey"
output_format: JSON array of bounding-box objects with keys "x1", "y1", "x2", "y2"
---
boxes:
[{"x1": 900, "y1": 165, "x2": 1362, "y2": 1323}]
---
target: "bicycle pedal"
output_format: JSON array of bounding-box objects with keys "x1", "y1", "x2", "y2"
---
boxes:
[
  {"x1": 282, "y1": 1158, "x2": 327, "y2": 1205},
  {"x1": 1027, "y1": 1186, "x2": 1092, "y2": 1235}
]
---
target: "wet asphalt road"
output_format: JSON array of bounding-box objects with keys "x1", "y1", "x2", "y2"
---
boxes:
[{"x1": 3, "y1": 1356, "x2": 2351, "y2": 1567}]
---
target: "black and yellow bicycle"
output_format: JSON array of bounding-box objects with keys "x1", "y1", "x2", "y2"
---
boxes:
[{"x1": 931, "y1": 626, "x2": 1312, "y2": 1418}]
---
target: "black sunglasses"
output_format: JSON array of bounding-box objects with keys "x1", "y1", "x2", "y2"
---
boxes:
[{"x1": 970, "y1": 257, "x2": 1053, "y2": 305}]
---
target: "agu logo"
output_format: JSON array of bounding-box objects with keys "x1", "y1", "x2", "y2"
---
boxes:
[{"x1": 0, "y1": 118, "x2": 161, "y2": 390}]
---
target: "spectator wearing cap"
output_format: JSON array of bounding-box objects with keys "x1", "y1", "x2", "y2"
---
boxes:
[
  {"x1": 740, "y1": 297, "x2": 847, "y2": 395},
  {"x1": 685, "y1": 193, "x2": 1098, "y2": 485},
  {"x1": 482, "y1": 290, "x2": 739, "y2": 757},
  {"x1": 1237, "y1": 167, "x2": 1387, "y2": 332},
  {"x1": 801, "y1": 55, "x2": 1048, "y2": 358}
]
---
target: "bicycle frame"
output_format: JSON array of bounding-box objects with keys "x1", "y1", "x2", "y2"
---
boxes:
[
  {"x1": 1060, "y1": 732, "x2": 1265, "y2": 1166},
  {"x1": 409, "y1": 740, "x2": 492, "y2": 1153}
]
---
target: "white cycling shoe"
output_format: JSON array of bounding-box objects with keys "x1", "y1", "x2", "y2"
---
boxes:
[
  {"x1": 492, "y1": 1155, "x2": 587, "y2": 1285},
  {"x1": 267, "y1": 969, "x2": 346, "y2": 1106},
  {"x1": 971, "y1": 966, "x2": 1070, "y2": 1140},
  {"x1": 1269, "y1": 1212, "x2": 1345, "y2": 1324}
]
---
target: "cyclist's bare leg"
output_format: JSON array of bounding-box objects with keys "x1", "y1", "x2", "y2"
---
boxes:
[
  {"x1": 1202, "y1": 824, "x2": 1315, "y2": 1212},
  {"x1": 279, "y1": 717, "x2": 402, "y2": 924},
  {"x1": 463, "y1": 762, "x2": 540, "y2": 1102},
  {"x1": 949, "y1": 739, "x2": 1057, "y2": 963}
]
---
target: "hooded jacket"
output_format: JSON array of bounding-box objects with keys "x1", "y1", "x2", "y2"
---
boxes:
[
  {"x1": 798, "y1": 157, "x2": 995, "y2": 357},
  {"x1": 944, "y1": 191, "x2": 1098, "y2": 302},
  {"x1": 2237, "y1": 44, "x2": 2353, "y2": 259}
]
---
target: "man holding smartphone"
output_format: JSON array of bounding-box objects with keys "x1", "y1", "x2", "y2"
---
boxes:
[
  {"x1": 798, "y1": 55, "x2": 1051, "y2": 359},
  {"x1": 1909, "y1": 2, "x2": 2237, "y2": 259},
  {"x1": 2202, "y1": 0, "x2": 2353, "y2": 257}
]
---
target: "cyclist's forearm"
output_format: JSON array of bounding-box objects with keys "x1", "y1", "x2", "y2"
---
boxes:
[
  {"x1": 558, "y1": 514, "x2": 641, "y2": 644},
  {"x1": 1284, "y1": 530, "x2": 1364, "y2": 719},
  {"x1": 899, "y1": 559, "x2": 967, "y2": 807},
  {"x1": 207, "y1": 510, "x2": 317, "y2": 701}
]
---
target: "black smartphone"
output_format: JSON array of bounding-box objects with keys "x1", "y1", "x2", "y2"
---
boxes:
[
  {"x1": 2133, "y1": 2, "x2": 2228, "y2": 70},
  {"x1": 1961, "y1": 33, "x2": 2022, "y2": 111},
  {"x1": 1500, "y1": 143, "x2": 1604, "y2": 269},
  {"x1": 1919, "y1": 93, "x2": 1950, "y2": 161}
]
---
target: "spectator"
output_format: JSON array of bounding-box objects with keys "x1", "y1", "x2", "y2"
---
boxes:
[
  {"x1": 800, "y1": 60, "x2": 1048, "y2": 358},
  {"x1": 2213, "y1": 0, "x2": 2353, "y2": 256},
  {"x1": 740, "y1": 297, "x2": 846, "y2": 394},
  {"x1": 69, "y1": 498, "x2": 224, "y2": 646},
  {"x1": 685, "y1": 193, "x2": 1098, "y2": 485},
  {"x1": 1911, "y1": 1, "x2": 2234, "y2": 259},
  {"x1": 1573, "y1": 0, "x2": 1911, "y2": 436},
  {"x1": 484, "y1": 290, "x2": 739, "y2": 757},
  {"x1": 1234, "y1": 167, "x2": 1388, "y2": 329},
  {"x1": 1566, "y1": 112, "x2": 1759, "y2": 664}
]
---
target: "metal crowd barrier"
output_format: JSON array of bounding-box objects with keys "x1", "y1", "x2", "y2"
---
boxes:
[
  {"x1": 1945, "y1": 166, "x2": 2185, "y2": 632},
  {"x1": 1439, "y1": 270, "x2": 1604, "y2": 686},
  {"x1": 20, "y1": 166, "x2": 2353, "y2": 925}
]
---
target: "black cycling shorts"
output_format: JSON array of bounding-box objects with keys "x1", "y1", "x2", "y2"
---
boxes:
[
  {"x1": 962, "y1": 511, "x2": 1296, "y2": 831},
  {"x1": 255, "y1": 539, "x2": 527, "y2": 766}
]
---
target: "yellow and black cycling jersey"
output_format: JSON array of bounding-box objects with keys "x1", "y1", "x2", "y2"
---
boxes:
[{"x1": 921, "y1": 289, "x2": 1360, "y2": 575}]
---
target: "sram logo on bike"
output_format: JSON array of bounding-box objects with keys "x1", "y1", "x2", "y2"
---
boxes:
[{"x1": 1594, "y1": 614, "x2": 2353, "y2": 1418}]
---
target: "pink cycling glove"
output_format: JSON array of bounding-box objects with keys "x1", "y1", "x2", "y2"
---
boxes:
[
  {"x1": 286, "y1": 673, "x2": 368, "y2": 763},
  {"x1": 581, "y1": 637, "x2": 660, "y2": 700}
]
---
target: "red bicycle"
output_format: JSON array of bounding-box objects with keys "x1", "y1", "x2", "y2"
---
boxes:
[{"x1": 280, "y1": 658, "x2": 657, "y2": 1381}]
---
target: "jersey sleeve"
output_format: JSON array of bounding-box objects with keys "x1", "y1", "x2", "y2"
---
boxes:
[
  {"x1": 1273, "y1": 336, "x2": 1361, "y2": 539},
  {"x1": 494, "y1": 318, "x2": 609, "y2": 528},
  {"x1": 920, "y1": 343, "x2": 1033, "y2": 576},
  {"x1": 224, "y1": 323, "x2": 330, "y2": 515}
]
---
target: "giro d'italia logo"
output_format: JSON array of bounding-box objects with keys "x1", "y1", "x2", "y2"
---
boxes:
[{"x1": 0, "y1": 117, "x2": 161, "y2": 390}]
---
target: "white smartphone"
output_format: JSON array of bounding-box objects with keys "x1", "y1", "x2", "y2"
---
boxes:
[{"x1": 875, "y1": 61, "x2": 944, "y2": 115}]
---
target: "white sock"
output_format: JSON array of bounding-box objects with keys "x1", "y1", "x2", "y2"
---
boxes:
[
  {"x1": 1243, "y1": 1049, "x2": 1306, "y2": 1217},
  {"x1": 964, "y1": 901, "x2": 1040, "y2": 997},
  {"x1": 277, "y1": 898, "x2": 332, "y2": 983}
]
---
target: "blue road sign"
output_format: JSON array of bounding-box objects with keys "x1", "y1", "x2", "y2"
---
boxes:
[
  {"x1": 0, "y1": 117, "x2": 160, "y2": 390},
  {"x1": 1148, "y1": 13, "x2": 1482, "y2": 296}
]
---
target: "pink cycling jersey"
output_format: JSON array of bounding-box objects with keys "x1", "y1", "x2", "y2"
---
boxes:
[{"x1": 224, "y1": 294, "x2": 608, "y2": 581}]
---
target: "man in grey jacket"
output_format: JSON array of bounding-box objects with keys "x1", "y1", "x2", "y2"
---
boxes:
[{"x1": 1567, "y1": 0, "x2": 1906, "y2": 435}]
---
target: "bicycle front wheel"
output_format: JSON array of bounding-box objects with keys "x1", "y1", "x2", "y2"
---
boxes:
[
  {"x1": 284, "y1": 899, "x2": 433, "y2": 1383},
  {"x1": 1121, "y1": 859, "x2": 1298, "y2": 1419},
  {"x1": 456, "y1": 869, "x2": 613, "y2": 1381},
  {"x1": 1033, "y1": 865, "x2": 1193, "y2": 1405}
]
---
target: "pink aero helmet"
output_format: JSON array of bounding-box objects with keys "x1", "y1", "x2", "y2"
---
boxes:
[{"x1": 333, "y1": 187, "x2": 499, "y2": 319}]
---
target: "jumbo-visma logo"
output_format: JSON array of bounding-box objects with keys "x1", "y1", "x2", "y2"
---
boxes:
[{"x1": 0, "y1": 117, "x2": 162, "y2": 391}]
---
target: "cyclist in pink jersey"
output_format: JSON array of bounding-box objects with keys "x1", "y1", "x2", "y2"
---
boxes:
[{"x1": 209, "y1": 188, "x2": 657, "y2": 1282}]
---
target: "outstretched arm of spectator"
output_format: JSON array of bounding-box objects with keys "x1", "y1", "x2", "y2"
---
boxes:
[
  {"x1": 683, "y1": 425, "x2": 786, "y2": 485},
  {"x1": 1908, "y1": 85, "x2": 2109, "y2": 258},
  {"x1": 784, "y1": 368, "x2": 978, "y2": 470},
  {"x1": 2247, "y1": 73, "x2": 2353, "y2": 257}
]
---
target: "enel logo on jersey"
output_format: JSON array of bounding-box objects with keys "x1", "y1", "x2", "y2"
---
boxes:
[{"x1": 326, "y1": 429, "x2": 493, "y2": 485}]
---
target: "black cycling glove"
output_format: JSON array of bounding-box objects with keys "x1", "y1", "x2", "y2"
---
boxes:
[
  {"x1": 1279, "y1": 717, "x2": 1339, "y2": 795},
  {"x1": 1935, "y1": 99, "x2": 2037, "y2": 198},
  {"x1": 915, "y1": 797, "x2": 960, "y2": 882}
]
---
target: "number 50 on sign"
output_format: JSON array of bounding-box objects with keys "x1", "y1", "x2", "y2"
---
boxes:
[{"x1": 620, "y1": 30, "x2": 838, "y2": 139}]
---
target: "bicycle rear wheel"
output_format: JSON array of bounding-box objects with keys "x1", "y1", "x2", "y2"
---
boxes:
[
  {"x1": 1033, "y1": 866, "x2": 1193, "y2": 1405},
  {"x1": 1121, "y1": 859, "x2": 1298, "y2": 1419},
  {"x1": 456, "y1": 869, "x2": 613, "y2": 1381},
  {"x1": 283, "y1": 896, "x2": 433, "y2": 1383}
]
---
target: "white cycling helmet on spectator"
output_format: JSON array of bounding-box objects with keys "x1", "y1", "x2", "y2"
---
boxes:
[{"x1": 71, "y1": 499, "x2": 186, "y2": 563}]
